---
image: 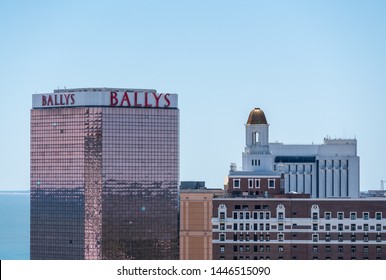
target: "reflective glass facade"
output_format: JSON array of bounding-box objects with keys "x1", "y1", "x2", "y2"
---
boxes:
[{"x1": 31, "y1": 105, "x2": 179, "y2": 259}]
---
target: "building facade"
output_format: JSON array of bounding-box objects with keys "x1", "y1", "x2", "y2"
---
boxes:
[
  {"x1": 31, "y1": 88, "x2": 179, "y2": 260},
  {"x1": 212, "y1": 197, "x2": 386, "y2": 260},
  {"x1": 179, "y1": 183, "x2": 223, "y2": 260}
]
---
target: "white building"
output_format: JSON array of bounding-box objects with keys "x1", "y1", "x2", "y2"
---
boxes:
[{"x1": 233, "y1": 108, "x2": 359, "y2": 198}]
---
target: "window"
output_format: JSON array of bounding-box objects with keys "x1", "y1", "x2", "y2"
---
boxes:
[
  {"x1": 260, "y1": 212, "x2": 264, "y2": 219},
  {"x1": 268, "y1": 179, "x2": 275, "y2": 188},
  {"x1": 376, "y1": 212, "x2": 382, "y2": 220},
  {"x1": 278, "y1": 246, "x2": 284, "y2": 252},
  {"x1": 245, "y1": 234, "x2": 250, "y2": 241},
  {"x1": 239, "y1": 224, "x2": 244, "y2": 231},
  {"x1": 220, "y1": 223, "x2": 225, "y2": 230},
  {"x1": 351, "y1": 234, "x2": 356, "y2": 242},
  {"x1": 312, "y1": 212, "x2": 318, "y2": 220},
  {"x1": 233, "y1": 179, "x2": 240, "y2": 189},
  {"x1": 259, "y1": 223, "x2": 264, "y2": 231},
  {"x1": 260, "y1": 235, "x2": 264, "y2": 241},
  {"x1": 376, "y1": 224, "x2": 381, "y2": 231},
  {"x1": 254, "y1": 246, "x2": 258, "y2": 252},
  {"x1": 312, "y1": 234, "x2": 318, "y2": 242},
  {"x1": 259, "y1": 246, "x2": 264, "y2": 252},
  {"x1": 351, "y1": 224, "x2": 356, "y2": 231},
  {"x1": 233, "y1": 212, "x2": 238, "y2": 219},
  {"x1": 265, "y1": 212, "x2": 270, "y2": 219},
  {"x1": 246, "y1": 223, "x2": 250, "y2": 230},
  {"x1": 363, "y1": 246, "x2": 369, "y2": 254},
  {"x1": 376, "y1": 234, "x2": 382, "y2": 242},
  {"x1": 253, "y1": 212, "x2": 258, "y2": 219},
  {"x1": 245, "y1": 212, "x2": 250, "y2": 219},
  {"x1": 338, "y1": 224, "x2": 343, "y2": 231},
  {"x1": 253, "y1": 223, "x2": 258, "y2": 231},
  {"x1": 248, "y1": 179, "x2": 254, "y2": 189},
  {"x1": 265, "y1": 223, "x2": 270, "y2": 231},
  {"x1": 220, "y1": 246, "x2": 225, "y2": 253},
  {"x1": 376, "y1": 246, "x2": 382, "y2": 254},
  {"x1": 338, "y1": 246, "x2": 343, "y2": 254},
  {"x1": 313, "y1": 224, "x2": 318, "y2": 231},
  {"x1": 313, "y1": 246, "x2": 318, "y2": 253},
  {"x1": 266, "y1": 234, "x2": 270, "y2": 241},
  {"x1": 278, "y1": 212, "x2": 284, "y2": 220},
  {"x1": 326, "y1": 224, "x2": 331, "y2": 231},
  {"x1": 325, "y1": 234, "x2": 331, "y2": 242},
  {"x1": 233, "y1": 223, "x2": 238, "y2": 230},
  {"x1": 363, "y1": 212, "x2": 369, "y2": 220},
  {"x1": 278, "y1": 223, "x2": 284, "y2": 231},
  {"x1": 338, "y1": 234, "x2": 343, "y2": 242},
  {"x1": 338, "y1": 212, "x2": 344, "y2": 220},
  {"x1": 278, "y1": 234, "x2": 284, "y2": 242},
  {"x1": 325, "y1": 212, "x2": 331, "y2": 220},
  {"x1": 364, "y1": 224, "x2": 369, "y2": 231},
  {"x1": 245, "y1": 245, "x2": 250, "y2": 252},
  {"x1": 325, "y1": 246, "x2": 331, "y2": 253},
  {"x1": 364, "y1": 234, "x2": 369, "y2": 242},
  {"x1": 254, "y1": 234, "x2": 258, "y2": 241},
  {"x1": 255, "y1": 179, "x2": 260, "y2": 189},
  {"x1": 239, "y1": 235, "x2": 243, "y2": 241},
  {"x1": 220, "y1": 234, "x2": 225, "y2": 241},
  {"x1": 351, "y1": 246, "x2": 356, "y2": 253},
  {"x1": 266, "y1": 246, "x2": 270, "y2": 252},
  {"x1": 239, "y1": 246, "x2": 244, "y2": 252},
  {"x1": 233, "y1": 234, "x2": 237, "y2": 241},
  {"x1": 239, "y1": 212, "x2": 244, "y2": 219},
  {"x1": 220, "y1": 212, "x2": 225, "y2": 219},
  {"x1": 350, "y1": 212, "x2": 357, "y2": 220}
]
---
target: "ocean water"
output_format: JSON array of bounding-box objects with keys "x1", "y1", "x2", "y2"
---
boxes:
[{"x1": 0, "y1": 191, "x2": 30, "y2": 260}]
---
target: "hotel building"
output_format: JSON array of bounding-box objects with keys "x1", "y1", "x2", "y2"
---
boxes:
[
  {"x1": 180, "y1": 107, "x2": 386, "y2": 260},
  {"x1": 212, "y1": 197, "x2": 386, "y2": 260},
  {"x1": 30, "y1": 88, "x2": 179, "y2": 260},
  {"x1": 232, "y1": 107, "x2": 360, "y2": 199}
]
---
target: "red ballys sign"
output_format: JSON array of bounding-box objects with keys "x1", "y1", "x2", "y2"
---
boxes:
[
  {"x1": 110, "y1": 91, "x2": 171, "y2": 108},
  {"x1": 42, "y1": 94, "x2": 75, "y2": 106},
  {"x1": 33, "y1": 89, "x2": 177, "y2": 109}
]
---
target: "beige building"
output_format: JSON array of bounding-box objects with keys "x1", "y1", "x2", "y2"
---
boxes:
[{"x1": 179, "y1": 186, "x2": 223, "y2": 260}]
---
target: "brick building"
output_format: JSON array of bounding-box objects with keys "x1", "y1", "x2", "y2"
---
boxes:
[{"x1": 212, "y1": 197, "x2": 386, "y2": 260}]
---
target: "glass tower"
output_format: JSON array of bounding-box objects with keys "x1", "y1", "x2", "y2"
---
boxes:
[{"x1": 30, "y1": 88, "x2": 179, "y2": 259}]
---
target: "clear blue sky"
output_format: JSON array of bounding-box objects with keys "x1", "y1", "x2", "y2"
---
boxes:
[{"x1": 0, "y1": 0, "x2": 385, "y2": 191}]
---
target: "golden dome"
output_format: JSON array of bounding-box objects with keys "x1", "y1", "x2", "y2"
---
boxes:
[{"x1": 246, "y1": 108, "x2": 268, "y2": 125}]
